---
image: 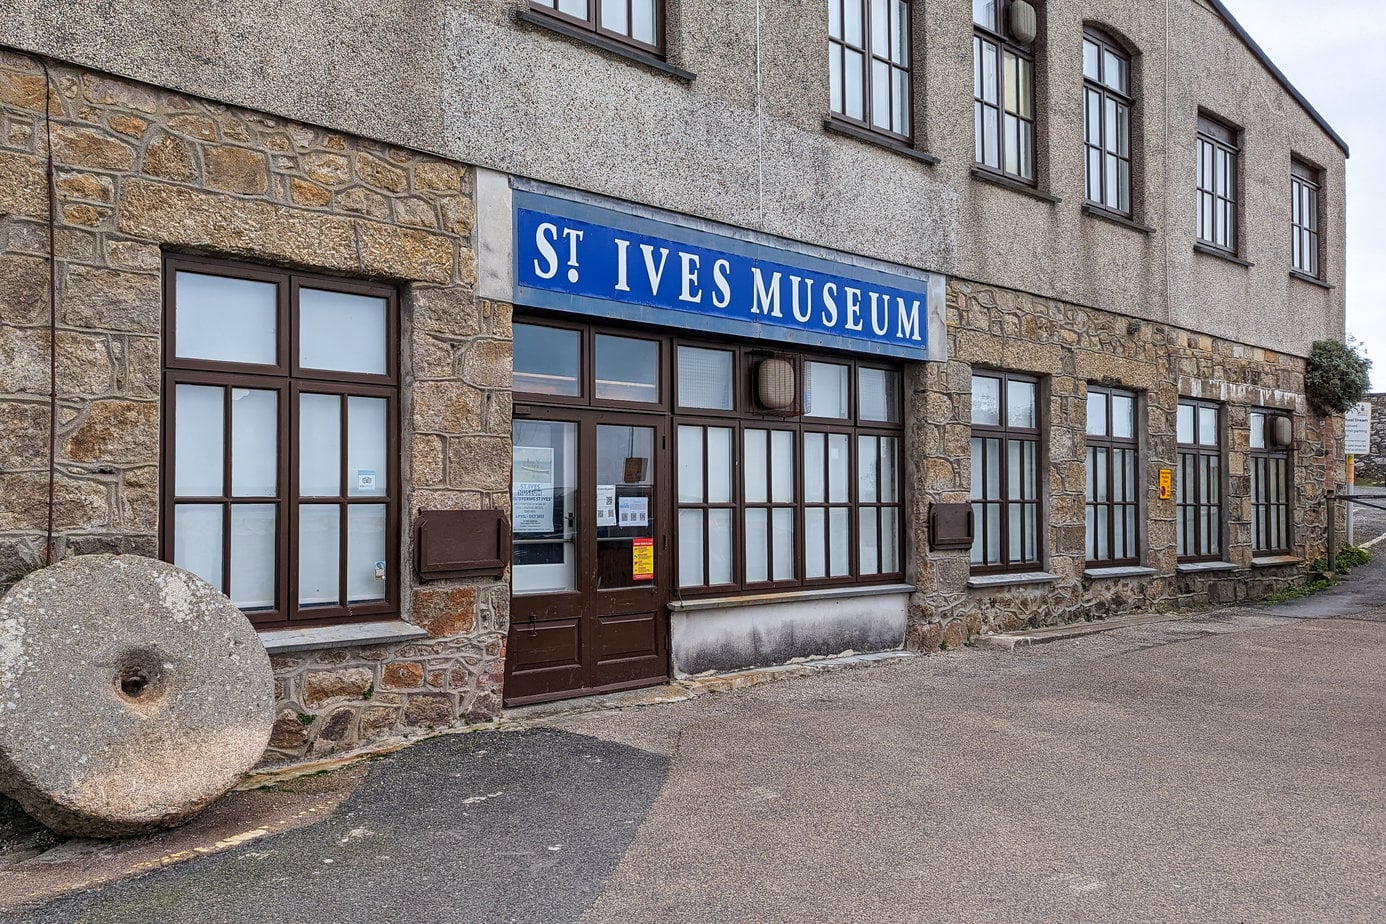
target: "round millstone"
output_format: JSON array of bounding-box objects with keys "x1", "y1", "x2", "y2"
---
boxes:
[{"x1": 0, "y1": 554, "x2": 274, "y2": 837}]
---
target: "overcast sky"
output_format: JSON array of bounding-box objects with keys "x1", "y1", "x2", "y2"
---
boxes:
[{"x1": 1219, "y1": 0, "x2": 1385, "y2": 387}]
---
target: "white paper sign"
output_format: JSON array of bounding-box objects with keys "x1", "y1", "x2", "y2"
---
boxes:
[
  {"x1": 1344, "y1": 401, "x2": 1372, "y2": 456},
  {"x1": 356, "y1": 469, "x2": 377, "y2": 492},
  {"x1": 596, "y1": 485, "x2": 617, "y2": 527},
  {"x1": 512, "y1": 446, "x2": 555, "y2": 533},
  {"x1": 618, "y1": 496, "x2": 649, "y2": 527}
]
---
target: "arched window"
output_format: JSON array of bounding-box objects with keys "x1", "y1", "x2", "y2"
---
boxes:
[
  {"x1": 1082, "y1": 29, "x2": 1132, "y2": 215},
  {"x1": 973, "y1": 1, "x2": 1038, "y2": 183}
]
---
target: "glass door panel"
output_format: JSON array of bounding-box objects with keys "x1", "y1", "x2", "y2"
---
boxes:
[
  {"x1": 596, "y1": 424, "x2": 656, "y2": 590},
  {"x1": 512, "y1": 420, "x2": 579, "y2": 595}
]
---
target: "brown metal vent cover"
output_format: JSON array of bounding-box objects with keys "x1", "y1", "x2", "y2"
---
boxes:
[{"x1": 929, "y1": 503, "x2": 975, "y2": 550}]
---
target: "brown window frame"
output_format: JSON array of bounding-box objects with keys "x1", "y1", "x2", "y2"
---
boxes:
[
  {"x1": 512, "y1": 317, "x2": 906, "y2": 598},
  {"x1": 973, "y1": 0, "x2": 1038, "y2": 185},
  {"x1": 1084, "y1": 385, "x2": 1140, "y2": 566},
  {"x1": 1082, "y1": 28, "x2": 1133, "y2": 216},
  {"x1": 970, "y1": 370, "x2": 1044, "y2": 574},
  {"x1": 1249, "y1": 409, "x2": 1293, "y2": 555},
  {"x1": 161, "y1": 254, "x2": 401, "y2": 629},
  {"x1": 528, "y1": 0, "x2": 665, "y2": 57},
  {"x1": 1290, "y1": 159, "x2": 1322, "y2": 279},
  {"x1": 1196, "y1": 113, "x2": 1240, "y2": 255},
  {"x1": 828, "y1": 0, "x2": 915, "y2": 143},
  {"x1": 1175, "y1": 398, "x2": 1224, "y2": 563}
]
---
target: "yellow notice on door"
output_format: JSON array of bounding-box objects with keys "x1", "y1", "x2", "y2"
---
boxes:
[
  {"x1": 632, "y1": 538, "x2": 654, "y2": 581},
  {"x1": 1158, "y1": 468, "x2": 1173, "y2": 500}
]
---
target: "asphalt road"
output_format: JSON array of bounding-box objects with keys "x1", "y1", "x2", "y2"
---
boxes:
[{"x1": 12, "y1": 564, "x2": 1385, "y2": 923}]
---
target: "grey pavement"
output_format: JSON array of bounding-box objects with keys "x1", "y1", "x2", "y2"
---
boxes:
[{"x1": 8, "y1": 565, "x2": 1385, "y2": 923}]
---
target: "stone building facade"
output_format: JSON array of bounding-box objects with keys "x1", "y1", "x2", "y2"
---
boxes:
[{"x1": 0, "y1": 0, "x2": 1352, "y2": 765}]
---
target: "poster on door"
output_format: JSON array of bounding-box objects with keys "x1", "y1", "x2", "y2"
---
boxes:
[
  {"x1": 596, "y1": 485, "x2": 617, "y2": 527},
  {"x1": 632, "y1": 538, "x2": 654, "y2": 581},
  {"x1": 512, "y1": 446, "x2": 555, "y2": 533},
  {"x1": 618, "y1": 496, "x2": 649, "y2": 527}
]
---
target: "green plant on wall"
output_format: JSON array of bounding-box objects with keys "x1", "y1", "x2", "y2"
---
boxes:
[{"x1": 1305, "y1": 338, "x2": 1372, "y2": 417}]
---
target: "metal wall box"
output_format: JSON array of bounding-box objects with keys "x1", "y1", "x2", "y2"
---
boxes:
[
  {"x1": 929, "y1": 503, "x2": 975, "y2": 550},
  {"x1": 415, "y1": 510, "x2": 510, "y2": 581}
]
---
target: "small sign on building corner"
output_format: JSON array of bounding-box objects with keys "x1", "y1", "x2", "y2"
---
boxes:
[{"x1": 1158, "y1": 468, "x2": 1173, "y2": 500}]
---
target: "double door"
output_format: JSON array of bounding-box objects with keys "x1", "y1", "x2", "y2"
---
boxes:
[{"x1": 505, "y1": 409, "x2": 670, "y2": 706}]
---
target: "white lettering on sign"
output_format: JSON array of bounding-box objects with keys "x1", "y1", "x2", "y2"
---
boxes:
[{"x1": 533, "y1": 222, "x2": 560, "y2": 279}]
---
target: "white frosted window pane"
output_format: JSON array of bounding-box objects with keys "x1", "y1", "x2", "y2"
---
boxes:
[
  {"x1": 859, "y1": 436, "x2": 878, "y2": 503},
  {"x1": 804, "y1": 432, "x2": 826, "y2": 503},
  {"x1": 845, "y1": 50, "x2": 864, "y2": 120},
  {"x1": 174, "y1": 504, "x2": 223, "y2": 591},
  {"x1": 631, "y1": 0, "x2": 655, "y2": 44},
  {"x1": 299, "y1": 288, "x2": 387, "y2": 375},
  {"x1": 601, "y1": 0, "x2": 628, "y2": 34},
  {"x1": 859, "y1": 368, "x2": 900, "y2": 422},
  {"x1": 771, "y1": 430, "x2": 794, "y2": 503},
  {"x1": 860, "y1": 507, "x2": 879, "y2": 575},
  {"x1": 829, "y1": 508, "x2": 850, "y2": 577},
  {"x1": 1087, "y1": 392, "x2": 1107, "y2": 436},
  {"x1": 872, "y1": 59, "x2": 890, "y2": 130},
  {"x1": 871, "y1": 0, "x2": 888, "y2": 54},
  {"x1": 1250, "y1": 412, "x2": 1266, "y2": 449},
  {"x1": 347, "y1": 397, "x2": 388, "y2": 498},
  {"x1": 678, "y1": 427, "x2": 704, "y2": 504},
  {"x1": 677, "y1": 347, "x2": 733, "y2": 410},
  {"x1": 828, "y1": 434, "x2": 849, "y2": 503},
  {"x1": 893, "y1": 68, "x2": 909, "y2": 135},
  {"x1": 176, "y1": 385, "x2": 224, "y2": 497},
  {"x1": 972, "y1": 0, "x2": 995, "y2": 29},
  {"x1": 708, "y1": 428, "x2": 733, "y2": 504},
  {"x1": 1007, "y1": 380, "x2": 1036, "y2": 428},
  {"x1": 347, "y1": 505, "x2": 387, "y2": 603},
  {"x1": 806, "y1": 363, "x2": 850, "y2": 418},
  {"x1": 298, "y1": 505, "x2": 340, "y2": 606},
  {"x1": 881, "y1": 438, "x2": 898, "y2": 502},
  {"x1": 231, "y1": 389, "x2": 277, "y2": 497},
  {"x1": 1198, "y1": 406, "x2": 1219, "y2": 446},
  {"x1": 175, "y1": 272, "x2": 277, "y2": 365},
  {"x1": 844, "y1": 0, "x2": 862, "y2": 44},
  {"x1": 745, "y1": 508, "x2": 768, "y2": 583},
  {"x1": 557, "y1": 0, "x2": 587, "y2": 16},
  {"x1": 1112, "y1": 394, "x2": 1135, "y2": 439},
  {"x1": 678, "y1": 509, "x2": 704, "y2": 587},
  {"x1": 830, "y1": 47, "x2": 843, "y2": 113},
  {"x1": 1177, "y1": 404, "x2": 1195, "y2": 444},
  {"x1": 230, "y1": 504, "x2": 275, "y2": 610},
  {"x1": 300, "y1": 393, "x2": 341, "y2": 497},
  {"x1": 745, "y1": 429, "x2": 769, "y2": 503},
  {"x1": 829, "y1": 0, "x2": 841, "y2": 38},
  {"x1": 772, "y1": 508, "x2": 794, "y2": 581},
  {"x1": 972, "y1": 375, "x2": 1000, "y2": 425},
  {"x1": 595, "y1": 334, "x2": 659, "y2": 402},
  {"x1": 806, "y1": 507, "x2": 827, "y2": 579},
  {"x1": 881, "y1": 507, "x2": 899, "y2": 572},
  {"x1": 708, "y1": 508, "x2": 733, "y2": 585}
]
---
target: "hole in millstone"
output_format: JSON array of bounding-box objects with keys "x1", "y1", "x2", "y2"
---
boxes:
[{"x1": 114, "y1": 650, "x2": 166, "y2": 705}]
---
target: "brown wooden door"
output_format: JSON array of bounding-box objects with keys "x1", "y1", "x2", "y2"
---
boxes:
[{"x1": 505, "y1": 409, "x2": 670, "y2": 706}]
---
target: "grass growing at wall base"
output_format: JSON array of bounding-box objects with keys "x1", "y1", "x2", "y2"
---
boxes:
[{"x1": 1260, "y1": 545, "x2": 1371, "y2": 605}]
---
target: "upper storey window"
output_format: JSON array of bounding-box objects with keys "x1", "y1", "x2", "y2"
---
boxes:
[
  {"x1": 1082, "y1": 29, "x2": 1132, "y2": 215},
  {"x1": 530, "y1": 1, "x2": 662, "y2": 55},
  {"x1": 828, "y1": 1, "x2": 913, "y2": 140},
  {"x1": 1291, "y1": 159, "x2": 1322, "y2": 278},
  {"x1": 973, "y1": 0, "x2": 1037, "y2": 183},
  {"x1": 1196, "y1": 114, "x2": 1239, "y2": 254}
]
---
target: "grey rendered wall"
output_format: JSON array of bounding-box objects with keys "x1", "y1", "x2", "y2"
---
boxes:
[{"x1": 0, "y1": 1, "x2": 1344, "y2": 354}]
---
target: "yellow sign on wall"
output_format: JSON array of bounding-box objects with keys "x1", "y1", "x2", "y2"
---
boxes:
[{"x1": 1158, "y1": 469, "x2": 1173, "y2": 500}]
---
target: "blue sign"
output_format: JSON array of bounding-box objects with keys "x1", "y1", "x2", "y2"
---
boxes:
[{"x1": 513, "y1": 191, "x2": 931, "y2": 358}]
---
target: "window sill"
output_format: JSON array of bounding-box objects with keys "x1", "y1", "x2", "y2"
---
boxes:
[
  {"x1": 822, "y1": 117, "x2": 939, "y2": 166},
  {"x1": 1252, "y1": 555, "x2": 1302, "y2": 568},
  {"x1": 1175, "y1": 560, "x2": 1238, "y2": 574},
  {"x1": 259, "y1": 619, "x2": 429, "y2": 655},
  {"x1": 1081, "y1": 203, "x2": 1154, "y2": 234},
  {"x1": 668, "y1": 582, "x2": 916, "y2": 613},
  {"x1": 966, "y1": 570, "x2": 1059, "y2": 589},
  {"x1": 1083, "y1": 565, "x2": 1159, "y2": 580},
  {"x1": 1193, "y1": 241, "x2": 1253, "y2": 267},
  {"x1": 1290, "y1": 270, "x2": 1334, "y2": 290},
  {"x1": 514, "y1": 9, "x2": 695, "y2": 82},
  {"x1": 969, "y1": 167, "x2": 1061, "y2": 204}
]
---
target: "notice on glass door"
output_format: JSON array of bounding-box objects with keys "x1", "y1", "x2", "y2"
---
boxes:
[
  {"x1": 512, "y1": 446, "x2": 555, "y2": 533},
  {"x1": 618, "y1": 496, "x2": 649, "y2": 527},
  {"x1": 632, "y1": 538, "x2": 654, "y2": 581},
  {"x1": 596, "y1": 485, "x2": 617, "y2": 527}
]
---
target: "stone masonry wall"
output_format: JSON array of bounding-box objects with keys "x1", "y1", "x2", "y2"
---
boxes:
[
  {"x1": 0, "y1": 49, "x2": 512, "y2": 765},
  {"x1": 906, "y1": 279, "x2": 1341, "y2": 649}
]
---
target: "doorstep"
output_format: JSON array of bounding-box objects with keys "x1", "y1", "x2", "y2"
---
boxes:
[{"x1": 972, "y1": 610, "x2": 1193, "y2": 651}]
